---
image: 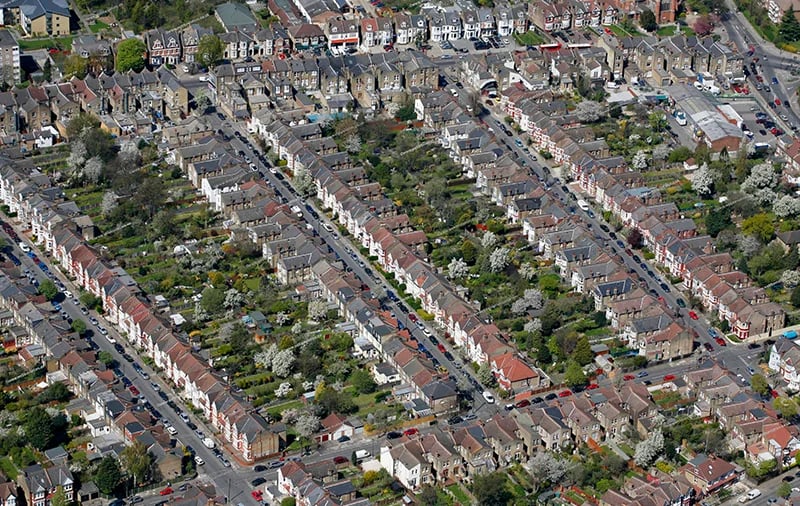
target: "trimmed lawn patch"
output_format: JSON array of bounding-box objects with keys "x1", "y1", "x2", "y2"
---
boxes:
[
  {"x1": 90, "y1": 20, "x2": 110, "y2": 32},
  {"x1": 447, "y1": 484, "x2": 471, "y2": 505},
  {"x1": 514, "y1": 31, "x2": 546, "y2": 46},
  {"x1": 608, "y1": 24, "x2": 640, "y2": 37},
  {"x1": 19, "y1": 36, "x2": 73, "y2": 51}
]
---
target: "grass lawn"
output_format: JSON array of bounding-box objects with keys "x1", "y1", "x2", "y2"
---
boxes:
[
  {"x1": 19, "y1": 36, "x2": 73, "y2": 51},
  {"x1": 618, "y1": 443, "x2": 635, "y2": 457},
  {"x1": 89, "y1": 20, "x2": 110, "y2": 32},
  {"x1": 514, "y1": 31, "x2": 546, "y2": 46},
  {"x1": 608, "y1": 24, "x2": 640, "y2": 38},
  {"x1": 0, "y1": 457, "x2": 17, "y2": 480},
  {"x1": 446, "y1": 484, "x2": 471, "y2": 505}
]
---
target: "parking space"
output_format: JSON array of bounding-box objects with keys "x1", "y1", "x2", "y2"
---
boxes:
[{"x1": 726, "y1": 100, "x2": 779, "y2": 145}]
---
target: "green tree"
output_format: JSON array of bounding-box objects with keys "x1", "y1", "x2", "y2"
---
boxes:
[
  {"x1": 572, "y1": 336, "x2": 593, "y2": 366},
  {"x1": 667, "y1": 146, "x2": 692, "y2": 163},
  {"x1": 42, "y1": 60, "x2": 52, "y2": 82},
  {"x1": 774, "y1": 396, "x2": 798, "y2": 418},
  {"x1": 115, "y1": 38, "x2": 146, "y2": 72},
  {"x1": 37, "y1": 382, "x2": 71, "y2": 403},
  {"x1": 71, "y1": 318, "x2": 87, "y2": 335},
  {"x1": 648, "y1": 111, "x2": 668, "y2": 132},
  {"x1": 742, "y1": 213, "x2": 775, "y2": 243},
  {"x1": 120, "y1": 441, "x2": 153, "y2": 486},
  {"x1": 471, "y1": 472, "x2": 511, "y2": 506},
  {"x1": 196, "y1": 34, "x2": 224, "y2": 69},
  {"x1": 750, "y1": 373, "x2": 770, "y2": 396},
  {"x1": 705, "y1": 208, "x2": 732, "y2": 237},
  {"x1": 791, "y1": 285, "x2": 800, "y2": 308},
  {"x1": 778, "y1": 481, "x2": 793, "y2": 498},
  {"x1": 80, "y1": 292, "x2": 102, "y2": 310},
  {"x1": 50, "y1": 486, "x2": 69, "y2": 506},
  {"x1": 63, "y1": 54, "x2": 88, "y2": 79},
  {"x1": 461, "y1": 240, "x2": 478, "y2": 265},
  {"x1": 416, "y1": 485, "x2": 441, "y2": 506},
  {"x1": 24, "y1": 407, "x2": 55, "y2": 450},
  {"x1": 349, "y1": 369, "x2": 377, "y2": 394},
  {"x1": 38, "y1": 279, "x2": 59, "y2": 300},
  {"x1": 95, "y1": 455, "x2": 122, "y2": 495},
  {"x1": 200, "y1": 286, "x2": 225, "y2": 315},
  {"x1": 780, "y1": 9, "x2": 800, "y2": 42},
  {"x1": 97, "y1": 350, "x2": 116, "y2": 367},
  {"x1": 639, "y1": 8, "x2": 657, "y2": 31},
  {"x1": 564, "y1": 360, "x2": 587, "y2": 388}
]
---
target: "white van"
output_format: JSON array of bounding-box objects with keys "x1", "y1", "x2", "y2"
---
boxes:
[
  {"x1": 354, "y1": 450, "x2": 371, "y2": 461},
  {"x1": 738, "y1": 489, "x2": 761, "y2": 502},
  {"x1": 605, "y1": 81, "x2": 620, "y2": 89}
]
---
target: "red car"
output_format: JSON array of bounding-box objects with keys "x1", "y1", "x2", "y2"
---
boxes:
[
  {"x1": 663, "y1": 374, "x2": 676, "y2": 382},
  {"x1": 252, "y1": 491, "x2": 264, "y2": 501},
  {"x1": 333, "y1": 456, "x2": 348, "y2": 465},
  {"x1": 558, "y1": 390, "x2": 572, "y2": 397},
  {"x1": 403, "y1": 428, "x2": 419, "y2": 436},
  {"x1": 715, "y1": 337, "x2": 727, "y2": 347},
  {"x1": 623, "y1": 374, "x2": 635, "y2": 381},
  {"x1": 160, "y1": 488, "x2": 173, "y2": 496},
  {"x1": 771, "y1": 389, "x2": 780, "y2": 399},
  {"x1": 688, "y1": 311, "x2": 699, "y2": 320},
  {"x1": 129, "y1": 385, "x2": 140, "y2": 396},
  {"x1": 514, "y1": 399, "x2": 531, "y2": 408},
  {"x1": 408, "y1": 314, "x2": 418, "y2": 322},
  {"x1": 587, "y1": 383, "x2": 599, "y2": 390},
  {"x1": 437, "y1": 344, "x2": 446, "y2": 353}
]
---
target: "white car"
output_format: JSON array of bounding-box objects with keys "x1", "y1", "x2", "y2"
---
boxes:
[
  {"x1": 482, "y1": 391, "x2": 495, "y2": 404},
  {"x1": 194, "y1": 456, "x2": 205, "y2": 466},
  {"x1": 166, "y1": 425, "x2": 177, "y2": 435},
  {"x1": 203, "y1": 437, "x2": 215, "y2": 449},
  {"x1": 18, "y1": 242, "x2": 30, "y2": 253}
]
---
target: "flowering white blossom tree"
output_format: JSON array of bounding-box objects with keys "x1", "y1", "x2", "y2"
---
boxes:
[
  {"x1": 524, "y1": 318, "x2": 543, "y2": 333},
  {"x1": 489, "y1": 246, "x2": 510, "y2": 272},
  {"x1": 741, "y1": 163, "x2": 778, "y2": 205},
  {"x1": 574, "y1": 101, "x2": 604, "y2": 123},
  {"x1": 692, "y1": 162, "x2": 714, "y2": 197},
  {"x1": 101, "y1": 191, "x2": 118, "y2": 216},
  {"x1": 275, "y1": 312, "x2": 289, "y2": 326},
  {"x1": 345, "y1": 134, "x2": 362, "y2": 154},
  {"x1": 781, "y1": 270, "x2": 800, "y2": 288},
  {"x1": 632, "y1": 150, "x2": 648, "y2": 170},
  {"x1": 511, "y1": 288, "x2": 544, "y2": 314},
  {"x1": 448, "y1": 257, "x2": 469, "y2": 279},
  {"x1": 481, "y1": 231, "x2": 498, "y2": 249},
  {"x1": 272, "y1": 349, "x2": 295, "y2": 377},
  {"x1": 308, "y1": 299, "x2": 329, "y2": 321},
  {"x1": 295, "y1": 413, "x2": 320, "y2": 439},
  {"x1": 67, "y1": 140, "x2": 87, "y2": 175},
  {"x1": 528, "y1": 452, "x2": 568, "y2": 492},
  {"x1": 652, "y1": 144, "x2": 671, "y2": 163},
  {"x1": 738, "y1": 234, "x2": 762, "y2": 256},
  {"x1": 774, "y1": 195, "x2": 800, "y2": 218},
  {"x1": 519, "y1": 262, "x2": 536, "y2": 281},
  {"x1": 84, "y1": 156, "x2": 103, "y2": 184},
  {"x1": 255, "y1": 344, "x2": 278, "y2": 368},
  {"x1": 634, "y1": 429, "x2": 665, "y2": 468},
  {"x1": 275, "y1": 382, "x2": 293, "y2": 398}
]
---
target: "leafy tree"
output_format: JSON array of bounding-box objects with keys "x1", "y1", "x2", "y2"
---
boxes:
[
  {"x1": 639, "y1": 8, "x2": 657, "y2": 31},
  {"x1": 634, "y1": 429, "x2": 665, "y2": 468},
  {"x1": 627, "y1": 229, "x2": 643, "y2": 248},
  {"x1": 120, "y1": 441, "x2": 153, "y2": 486},
  {"x1": 63, "y1": 55, "x2": 88, "y2": 79},
  {"x1": 750, "y1": 373, "x2": 770, "y2": 396},
  {"x1": 115, "y1": 39, "x2": 146, "y2": 73},
  {"x1": 38, "y1": 279, "x2": 59, "y2": 300},
  {"x1": 693, "y1": 14, "x2": 714, "y2": 35},
  {"x1": 196, "y1": 35, "x2": 224, "y2": 69},
  {"x1": 778, "y1": 481, "x2": 793, "y2": 498},
  {"x1": 417, "y1": 485, "x2": 442, "y2": 506},
  {"x1": 295, "y1": 413, "x2": 320, "y2": 439},
  {"x1": 668, "y1": 146, "x2": 693, "y2": 163},
  {"x1": 199, "y1": 286, "x2": 225, "y2": 315},
  {"x1": 50, "y1": 486, "x2": 69, "y2": 506},
  {"x1": 791, "y1": 285, "x2": 800, "y2": 308},
  {"x1": 564, "y1": 360, "x2": 587, "y2": 387},
  {"x1": 471, "y1": 472, "x2": 511, "y2": 506},
  {"x1": 80, "y1": 292, "x2": 102, "y2": 310},
  {"x1": 395, "y1": 103, "x2": 416, "y2": 122},
  {"x1": 25, "y1": 407, "x2": 55, "y2": 450},
  {"x1": 780, "y1": 9, "x2": 800, "y2": 42},
  {"x1": 705, "y1": 208, "x2": 732, "y2": 237},
  {"x1": 37, "y1": 382, "x2": 71, "y2": 403},
  {"x1": 460, "y1": 240, "x2": 478, "y2": 265},
  {"x1": 742, "y1": 213, "x2": 775, "y2": 243},
  {"x1": 774, "y1": 396, "x2": 798, "y2": 418},
  {"x1": 350, "y1": 370, "x2": 377, "y2": 394},
  {"x1": 95, "y1": 455, "x2": 122, "y2": 495},
  {"x1": 42, "y1": 60, "x2": 52, "y2": 82},
  {"x1": 572, "y1": 336, "x2": 593, "y2": 366},
  {"x1": 71, "y1": 318, "x2": 87, "y2": 335}
]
